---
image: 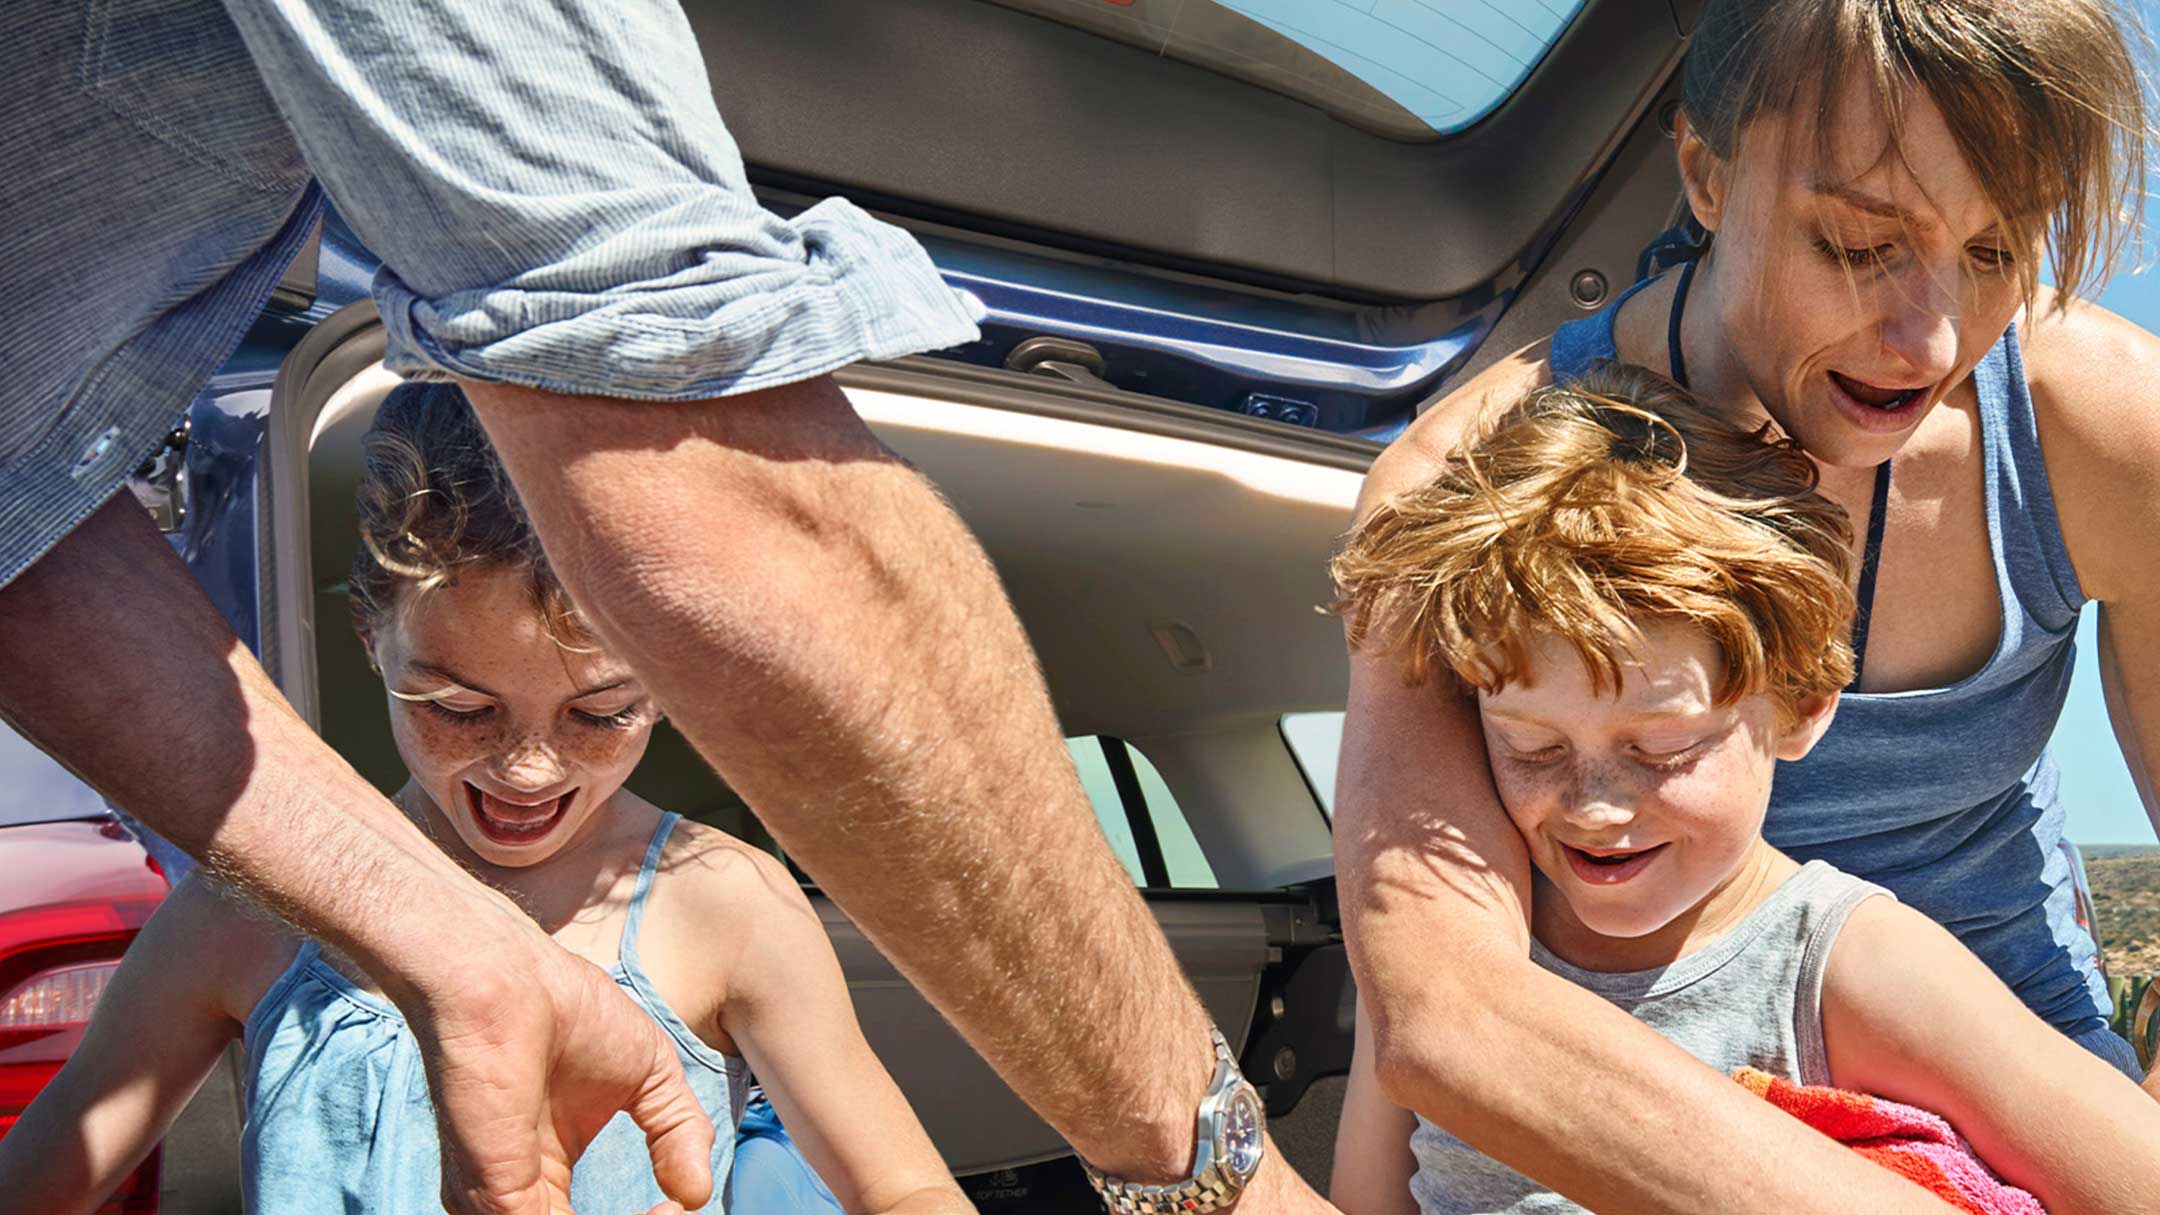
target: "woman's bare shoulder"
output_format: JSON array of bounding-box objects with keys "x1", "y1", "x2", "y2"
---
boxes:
[
  {"x1": 2016, "y1": 291, "x2": 2160, "y2": 601},
  {"x1": 1361, "y1": 338, "x2": 1556, "y2": 520}
]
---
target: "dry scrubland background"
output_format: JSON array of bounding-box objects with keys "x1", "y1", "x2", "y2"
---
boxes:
[{"x1": 2090, "y1": 848, "x2": 2160, "y2": 976}]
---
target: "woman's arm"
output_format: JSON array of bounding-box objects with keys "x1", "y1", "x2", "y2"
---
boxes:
[
  {"x1": 0, "y1": 874, "x2": 277, "y2": 1214},
  {"x1": 689, "y1": 843, "x2": 968, "y2": 1215},
  {"x1": 2023, "y1": 298, "x2": 2160, "y2": 1096},
  {"x1": 1330, "y1": 1002, "x2": 1418, "y2": 1215},
  {"x1": 1822, "y1": 897, "x2": 2160, "y2": 1215},
  {"x1": 1340, "y1": 345, "x2": 1964, "y2": 1215}
]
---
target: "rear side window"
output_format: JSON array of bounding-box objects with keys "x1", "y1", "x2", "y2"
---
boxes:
[
  {"x1": 0, "y1": 724, "x2": 110, "y2": 828},
  {"x1": 983, "y1": 0, "x2": 1587, "y2": 139},
  {"x1": 1068, "y1": 736, "x2": 1218, "y2": 888},
  {"x1": 1281, "y1": 711, "x2": 1344, "y2": 818}
]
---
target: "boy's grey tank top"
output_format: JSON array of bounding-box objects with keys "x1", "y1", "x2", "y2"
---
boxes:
[
  {"x1": 1410, "y1": 862, "x2": 1886, "y2": 1214},
  {"x1": 1547, "y1": 285, "x2": 2116, "y2": 1056}
]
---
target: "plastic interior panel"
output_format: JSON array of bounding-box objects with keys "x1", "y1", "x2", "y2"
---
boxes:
[{"x1": 821, "y1": 894, "x2": 1267, "y2": 1171}]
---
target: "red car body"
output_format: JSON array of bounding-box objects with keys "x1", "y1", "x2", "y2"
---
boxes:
[{"x1": 0, "y1": 816, "x2": 170, "y2": 1213}]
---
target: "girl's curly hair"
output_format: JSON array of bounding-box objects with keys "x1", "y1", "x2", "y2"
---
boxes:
[{"x1": 349, "y1": 381, "x2": 590, "y2": 647}]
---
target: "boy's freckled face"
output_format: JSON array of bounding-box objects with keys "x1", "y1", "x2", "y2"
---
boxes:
[
  {"x1": 1479, "y1": 622, "x2": 1808, "y2": 941},
  {"x1": 366, "y1": 567, "x2": 657, "y2": 869}
]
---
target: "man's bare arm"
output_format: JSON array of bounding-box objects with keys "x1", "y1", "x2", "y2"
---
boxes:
[
  {"x1": 0, "y1": 497, "x2": 714, "y2": 1215},
  {"x1": 465, "y1": 375, "x2": 1320, "y2": 1205}
]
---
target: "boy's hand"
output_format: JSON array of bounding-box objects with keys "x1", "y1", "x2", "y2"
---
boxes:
[{"x1": 399, "y1": 914, "x2": 717, "y2": 1215}]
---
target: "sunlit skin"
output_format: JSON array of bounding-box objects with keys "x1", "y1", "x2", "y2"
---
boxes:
[
  {"x1": 1480, "y1": 623, "x2": 1837, "y2": 974},
  {"x1": 363, "y1": 567, "x2": 661, "y2": 874},
  {"x1": 1673, "y1": 84, "x2": 2035, "y2": 473}
]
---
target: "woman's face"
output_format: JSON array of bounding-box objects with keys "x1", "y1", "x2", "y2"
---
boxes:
[
  {"x1": 365, "y1": 566, "x2": 657, "y2": 870},
  {"x1": 1684, "y1": 82, "x2": 2037, "y2": 469}
]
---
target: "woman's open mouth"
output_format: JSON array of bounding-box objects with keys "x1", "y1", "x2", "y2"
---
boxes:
[
  {"x1": 464, "y1": 783, "x2": 574, "y2": 846},
  {"x1": 1562, "y1": 842, "x2": 1669, "y2": 886},
  {"x1": 1827, "y1": 371, "x2": 1929, "y2": 434}
]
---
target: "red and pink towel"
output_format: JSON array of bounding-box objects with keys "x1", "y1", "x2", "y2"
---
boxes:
[{"x1": 1734, "y1": 1068, "x2": 2044, "y2": 1215}]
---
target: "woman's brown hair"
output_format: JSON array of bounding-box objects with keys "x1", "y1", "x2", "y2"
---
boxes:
[
  {"x1": 1333, "y1": 364, "x2": 1856, "y2": 714},
  {"x1": 349, "y1": 381, "x2": 588, "y2": 645},
  {"x1": 1685, "y1": 0, "x2": 2149, "y2": 305}
]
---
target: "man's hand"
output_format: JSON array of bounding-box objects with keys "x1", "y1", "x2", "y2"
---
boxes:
[{"x1": 401, "y1": 919, "x2": 718, "y2": 1215}]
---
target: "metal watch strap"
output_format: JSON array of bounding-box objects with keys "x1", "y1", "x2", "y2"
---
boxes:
[
  {"x1": 1089, "y1": 1170, "x2": 1239, "y2": 1215},
  {"x1": 1081, "y1": 1028, "x2": 1257, "y2": 1214}
]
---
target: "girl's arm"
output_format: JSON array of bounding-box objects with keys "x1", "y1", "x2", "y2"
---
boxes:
[
  {"x1": 1330, "y1": 1001, "x2": 1420, "y2": 1215},
  {"x1": 700, "y1": 846, "x2": 969, "y2": 1215},
  {"x1": 0, "y1": 874, "x2": 279, "y2": 1215},
  {"x1": 1822, "y1": 896, "x2": 2160, "y2": 1215}
]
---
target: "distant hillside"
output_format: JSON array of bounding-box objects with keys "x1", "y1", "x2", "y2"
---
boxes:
[
  {"x1": 2089, "y1": 851, "x2": 2160, "y2": 976},
  {"x1": 2080, "y1": 844, "x2": 2160, "y2": 860}
]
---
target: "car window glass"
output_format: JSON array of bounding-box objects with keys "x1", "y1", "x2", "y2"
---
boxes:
[
  {"x1": 1280, "y1": 711, "x2": 1345, "y2": 818},
  {"x1": 0, "y1": 723, "x2": 110, "y2": 828},
  {"x1": 1067, "y1": 736, "x2": 1218, "y2": 889},
  {"x1": 981, "y1": 0, "x2": 1586, "y2": 139}
]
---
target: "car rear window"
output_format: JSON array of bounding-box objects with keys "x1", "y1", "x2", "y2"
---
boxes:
[
  {"x1": 0, "y1": 723, "x2": 110, "y2": 828},
  {"x1": 984, "y1": 0, "x2": 1587, "y2": 139}
]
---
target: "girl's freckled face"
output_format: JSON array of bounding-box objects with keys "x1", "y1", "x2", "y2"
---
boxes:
[{"x1": 366, "y1": 566, "x2": 657, "y2": 869}]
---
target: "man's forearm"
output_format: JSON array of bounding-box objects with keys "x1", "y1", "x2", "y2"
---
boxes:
[
  {"x1": 465, "y1": 376, "x2": 1265, "y2": 1185},
  {"x1": 1336, "y1": 669, "x2": 1960, "y2": 1215},
  {"x1": 0, "y1": 496, "x2": 525, "y2": 996}
]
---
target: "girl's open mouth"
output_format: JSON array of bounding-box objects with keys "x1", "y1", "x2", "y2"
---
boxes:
[
  {"x1": 464, "y1": 783, "x2": 573, "y2": 846},
  {"x1": 1827, "y1": 371, "x2": 1928, "y2": 433},
  {"x1": 1562, "y1": 842, "x2": 1669, "y2": 886}
]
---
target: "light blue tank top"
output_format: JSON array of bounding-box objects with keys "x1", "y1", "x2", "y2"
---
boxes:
[
  {"x1": 241, "y1": 813, "x2": 746, "y2": 1212},
  {"x1": 1550, "y1": 284, "x2": 2118, "y2": 1058}
]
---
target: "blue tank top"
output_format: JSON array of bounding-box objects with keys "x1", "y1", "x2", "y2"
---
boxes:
[
  {"x1": 1551, "y1": 284, "x2": 2112, "y2": 1047},
  {"x1": 241, "y1": 813, "x2": 746, "y2": 1212}
]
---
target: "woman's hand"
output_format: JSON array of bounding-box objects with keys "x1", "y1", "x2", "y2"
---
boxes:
[{"x1": 395, "y1": 910, "x2": 718, "y2": 1215}]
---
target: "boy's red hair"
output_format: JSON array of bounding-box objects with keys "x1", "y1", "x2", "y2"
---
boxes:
[{"x1": 1333, "y1": 365, "x2": 1856, "y2": 714}]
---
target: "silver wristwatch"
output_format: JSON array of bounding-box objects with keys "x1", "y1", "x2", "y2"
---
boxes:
[{"x1": 1082, "y1": 1027, "x2": 1266, "y2": 1214}]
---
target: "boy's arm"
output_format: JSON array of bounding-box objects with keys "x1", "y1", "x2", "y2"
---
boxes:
[
  {"x1": 692, "y1": 844, "x2": 971, "y2": 1215},
  {"x1": 1329, "y1": 1002, "x2": 1419, "y2": 1215},
  {"x1": 0, "y1": 875, "x2": 270, "y2": 1215},
  {"x1": 1822, "y1": 896, "x2": 2160, "y2": 1215}
]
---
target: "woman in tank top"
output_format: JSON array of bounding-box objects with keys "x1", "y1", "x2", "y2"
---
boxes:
[
  {"x1": 0, "y1": 382, "x2": 968, "y2": 1214},
  {"x1": 1335, "y1": 1, "x2": 2160, "y2": 1210}
]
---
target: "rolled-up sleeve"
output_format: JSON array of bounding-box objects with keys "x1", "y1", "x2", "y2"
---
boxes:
[{"x1": 219, "y1": 0, "x2": 983, "y2": 399}]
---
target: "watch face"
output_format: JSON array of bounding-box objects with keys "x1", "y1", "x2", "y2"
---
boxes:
[{"x1": 1222, "y1": 1086, "x2": 1265, "y2": 1180}]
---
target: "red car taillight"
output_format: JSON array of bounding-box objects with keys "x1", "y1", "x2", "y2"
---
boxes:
[{"x1": 0, "y1": 893, "x2": 166, "y2": 1214}]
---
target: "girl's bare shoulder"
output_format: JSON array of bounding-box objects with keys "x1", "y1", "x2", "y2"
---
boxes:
[
  {"x1": 148, "y1": 872, "x2": 304, "y2": 1028},
  {"x1": 636, "y1": 818, "x2": 828, "y2": 1025},
  {"x1": 652, "y1": 820, "x2": 815, "y2": 946}
]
